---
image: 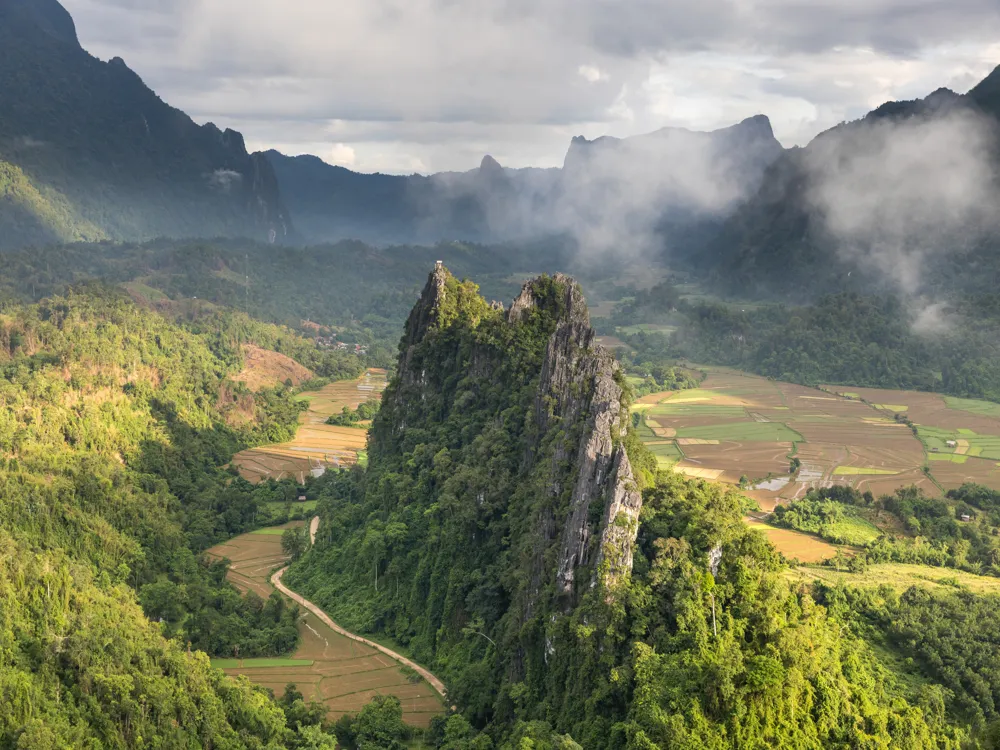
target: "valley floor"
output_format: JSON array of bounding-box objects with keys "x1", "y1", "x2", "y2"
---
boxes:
[
  {"x1": 232, "y1": 369, "x2": 388, "y2": 483},
  {"x1": 207, "y1": 525, "x2": 445, "y2": 727}
]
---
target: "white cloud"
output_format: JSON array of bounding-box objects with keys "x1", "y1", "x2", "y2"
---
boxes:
[
  {"x1": 60, "y1": 0, "x2": 1000, "y2": 173},
  {"x1": 578, "y1": 64, "x2": 608, "y2": 83},
  {"x1": 328, "y1": 142, "x2": 357, "y2": 167},
  {"x1": 805, "y1": 110, "x2": 999, "y2": 294}
]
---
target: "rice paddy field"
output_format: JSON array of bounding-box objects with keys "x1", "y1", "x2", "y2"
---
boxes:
[
  {"x1": 233, "y1": 369, "x2": 388, "y2": 483},
  {"x1": 206, "y1": 526, "x2": 444, "y2": 727},
  {"x1": 826, "y1": 386, "x2": 1000, "y2": 491},
  {"x1": 634, "y1": 370, "x2": 1000, "y2": 508},
  {"x1": 743, "y1": 519, "x2": 841, "y2": 563}
]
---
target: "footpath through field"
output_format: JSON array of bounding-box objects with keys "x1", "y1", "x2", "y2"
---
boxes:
[
  {"x1": 208, "y1": 525, "x2": 446, "y2": 726},
  {"x1": 272, "y1": 567, "x2": 447, "y2": 700}
]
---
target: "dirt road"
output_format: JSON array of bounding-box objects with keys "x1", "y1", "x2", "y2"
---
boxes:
[
  {"x1": 272, "y1": 567, "x2": 448, "y2": 701},
  {"x1": 309, "y1": 515, "x2": 319, "y2": 545}
]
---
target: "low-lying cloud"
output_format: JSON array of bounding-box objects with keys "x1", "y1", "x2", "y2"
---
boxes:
[{"x1": 806, "y1": 108, "x2": 999, "y2": 295}]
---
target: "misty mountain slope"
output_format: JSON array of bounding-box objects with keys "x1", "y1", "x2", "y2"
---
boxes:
[
  {"x1": 697, "y1": 65, "x2": 1000, "y2": 299},
  {"x1": 0, "y1": 0, "x2": 291, "y2": 249},
  {"x1": 267, "y1": 116, "x2": 782, "y2": 249},
  {"x1": 267, "y1": 149, "x2": 561, "y2": 245}
]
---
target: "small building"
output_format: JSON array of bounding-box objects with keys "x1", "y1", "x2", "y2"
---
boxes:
[
  {"x1": 960, "y1": 513, "x2": 973, "y2": 522},
  {"x1": 946, "y1": 440, "x2": 958, "y2": 449}
]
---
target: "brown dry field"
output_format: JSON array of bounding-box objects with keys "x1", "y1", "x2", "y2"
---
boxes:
[
  {"x1": 207, "y1": 527, "x2": 443, "y2": 727},
  {"x1": 233, "y1": 369, "x2": 388, "y2": 483},
  {"x1": 636, "y1": 369, "x2": 1000, "y2": 502},
  {"x1": 235, "y1": 345, "x2": 315, "y2": 392},
  {"x1": 677, "y1": 442, "x2": 792, "y2": 485},
  {"x1": 743, "y1": 519, "x2": 841, "y2": 563},
  {"x1": 841, "y1": 387, "x2": 1000, "y2": 434},
  {"x1": 826, "y1": 386, "x2": 1000, "y2": 492},
  {"x1": 595, "y1": 335, "x2": 632, "y2": 351},
  {"x1": 927, "y1": 457, "x2": 1000, "y2": 491}
]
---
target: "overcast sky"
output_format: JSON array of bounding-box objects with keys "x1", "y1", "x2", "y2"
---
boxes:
[{"x1": 62, "y1": 0, "x2": 1000, "y2": 175}]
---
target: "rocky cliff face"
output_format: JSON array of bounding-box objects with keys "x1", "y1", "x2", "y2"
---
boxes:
[
  {"x1": 509, "y1": 276, "x2": 641, "y2": 603},
  {"x1": 379, "y1": 266, "x2": 642, "y2": 612}
]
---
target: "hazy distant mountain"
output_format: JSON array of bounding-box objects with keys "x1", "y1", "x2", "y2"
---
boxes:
[
  {"x1": 696, "y1": 65, "x2": 1000, "y2": 298},
  {"x1": 267, "y1": 116, "x2": 784, "y2": 247},
  {"x1": 0, "y1": 0, "x2": 292, "y2": 250}
]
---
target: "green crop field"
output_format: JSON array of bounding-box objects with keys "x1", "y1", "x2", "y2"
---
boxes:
[
  {"x1": 650, "y1": 404, "x2": 748, "y2": 419},
  {"x1": 832, "y1": 467, "x2": 898, "y2": 476},
  {"x1": 918, "y1": 426, "x2": 1000, "y2": 460},
  {"x1": 619, "y1": 324, "x2": 677, "y2": 335},
  {"x1": 945, "y1": 396, "x2": 1000, "y2": 418},
  {"x1": 822, "y1": 513, "x2": 882, "y2": 546},
  {"x1": 647, "y1": 442, "x2": 683, "y2": 467},
  {"x1": 928, "y1": 454, "x2": 969, "y2": 464},
  {"x1": 789, "y1": 563, "x2": 1000, "y2": 594},
  {"x1": 676, "y1": 422, "x2": 803, "y2": 443},
  {"x1": 210, "y1": 658, "x2": 314, "y2": 669}
]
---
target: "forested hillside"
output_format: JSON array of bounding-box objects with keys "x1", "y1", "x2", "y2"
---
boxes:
[
  {"x1": 0, "y1": 286, "x2": 362, "y2": 746},
  {"x1": 0, "y1": 0, "x2": 290, "y2": 248},
  {"x1": 614, "y1": 290, "x2": 1000, "y2": 402},
  {"x1": 286, "y1": 267, "x2": 965, "y2": 747}
]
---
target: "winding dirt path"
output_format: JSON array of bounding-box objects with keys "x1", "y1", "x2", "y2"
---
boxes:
[
  {"x1": 272, "y1": 567, "x2": 448, "y2": 701},
  {"x1": 309, "y1": 515, "x2": 319, "y2": 545}
]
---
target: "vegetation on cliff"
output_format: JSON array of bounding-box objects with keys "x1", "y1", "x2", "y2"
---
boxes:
[{"x1": 287, "y1": 267, "x2": 965, "y2": 747}]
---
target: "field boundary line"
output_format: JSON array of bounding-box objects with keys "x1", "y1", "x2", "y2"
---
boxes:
[{"x1": 272, "y1": 567, "x2": 448, "y2": 702}]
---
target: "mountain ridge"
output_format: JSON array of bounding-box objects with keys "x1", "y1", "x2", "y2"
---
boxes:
[
  {"x1": 0, "y1": 0, "x2": 292, "y2": 249},
  {"x1": 693, "y1": 64, "x2": 1000, "y2": 296},
  {"x1": 267, "y1": 115, "x2": 783, "y2": 246}
]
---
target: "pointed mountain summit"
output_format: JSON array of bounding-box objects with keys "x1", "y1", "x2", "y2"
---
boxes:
[
  {"x1": 479, "y1": 154, "x2": 504, "y2": 174},
  {"x1": 0, "y1": 0, "x2": 79, "y2": 46},
  {"x1": 0, "y1": 0, "x2": 291, "y2": 249}
]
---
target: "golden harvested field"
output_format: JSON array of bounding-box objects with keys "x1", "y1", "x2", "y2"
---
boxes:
[
  {"x1": 207, "y1": 527, "x2": 443, "y2": 727},
  {"x1": 233, "y1": 369, "x2": 388, "y2": 483},
  {"x1": 744, "y1": 519, "x2": 841, "y2": 563},
  {"x1": 636, "y1": 369, "x2": 1000, "y2": 504},
  {"x1": 235, "y1": 345, "x2": 314, "y2": 392},
  {"x1": 788, "y1": 563, "x2": 1000, "y2": 594}
]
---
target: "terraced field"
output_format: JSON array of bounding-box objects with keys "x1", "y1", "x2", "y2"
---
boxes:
[
  {"x1": 207, "y1": 527, "x2": 444, "y2": 727},
  {"x1": 233, "y1": 369, "x2": 388, "y2": 483}
]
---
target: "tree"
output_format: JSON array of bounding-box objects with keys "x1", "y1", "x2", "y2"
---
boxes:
[
  {"x1": 352, "y1": 695, "x2": 409, "y2": 750},
  {"x1": 282, "y1": 527, "x2": 307, "y2": 561}
]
